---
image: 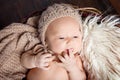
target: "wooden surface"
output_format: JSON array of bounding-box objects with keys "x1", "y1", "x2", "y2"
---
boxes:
[
  {"x1": 109, "y1": 0, "x2": 120, "y2": 15},
  {"x1": 0, "y1": 0, "x2": 118, "y2": 29}
]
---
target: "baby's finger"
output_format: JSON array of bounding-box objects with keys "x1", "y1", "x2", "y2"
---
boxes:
[
  {"x1": 41, "y1": 53, "x2": 52, "y2": 59},
  {"x1": 35, "y1": 48, "x2": 44, "y2": 54},
  {"x1": 42, "y1": 67, "x2": 50, "y2": 70},
  {"x1": 37, "y1": 51, "x2": 45, "y2": 56},
  {"x1": 44, "y1": 56, "x2": 55, "y2": 62},
  {"x1": 63, "y1": 51, "x2": 69, "y2": 59},
  {"x1": 33, "y1": 45, "x2": 44, "y2": 53},
  {"x1": 37, "y1": 62, "x2": 50, "y2": 70},
  {"x1": 43, "y1": 62, "x2": 49, "y2": 67},
  {"x1": 69, "y1": 49, "x2": 74, "y2": 58},
  {"x1": 41, "y1": 65, "x2": 50, "y2": 70},
  {"x1": 58, "y1": 55, "x2": 65, "y2": 62}
]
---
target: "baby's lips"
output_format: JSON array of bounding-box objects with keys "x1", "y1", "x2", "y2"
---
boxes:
[
  {"x1": 65, "y1": 48, "x2": 74, "y2": 55},
  {"x1": 66, "y1": 48, "x2": 74, "y2": 53},
  {"x1": 66, "y1": 49, "x2": 69, "y2": 54}
]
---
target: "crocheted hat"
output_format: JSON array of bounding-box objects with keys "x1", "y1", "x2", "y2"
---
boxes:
[{"x1": 38, "y1": 3, "x2": 82, "y2": 47}]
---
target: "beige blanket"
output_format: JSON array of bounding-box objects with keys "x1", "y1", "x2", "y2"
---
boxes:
[{"x1": 0, "y1": 23, "x2": 40, "y2": 80}]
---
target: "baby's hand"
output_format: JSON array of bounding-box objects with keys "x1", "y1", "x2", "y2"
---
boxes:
[
  {"x1": 57, "y1": 49, "x2": 81, "y2": 72},
  {"x1": 34, "y1": 53, "x2": 55, "y2": 70}
]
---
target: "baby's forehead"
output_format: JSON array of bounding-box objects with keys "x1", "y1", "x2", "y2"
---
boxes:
[
  {"x1": 50, "y1": 16, "x2": 80, "y2": 24},
  {"x1": 47, "y1": 16, "x2": 81, "y2": 29},
  {"x1": 46, "y1": 17, "x2": 82, "y2": 36}
]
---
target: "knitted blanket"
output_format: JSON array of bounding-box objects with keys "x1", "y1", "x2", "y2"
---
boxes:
[{"x1": 0, "y1": 23, "x2": 40, "y2": 80}]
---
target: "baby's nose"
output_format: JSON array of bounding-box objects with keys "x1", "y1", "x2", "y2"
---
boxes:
[{"x1": 66, "y1": 37, "x2": 73, "y2": 44}]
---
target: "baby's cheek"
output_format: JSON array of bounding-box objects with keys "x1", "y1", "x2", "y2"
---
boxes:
[
  {"x1": 74, "y1": 42, "x2": 82, "y2": 52},
  {"x1": 50, "y1": 44, "x2": 64, "y2": 54}
]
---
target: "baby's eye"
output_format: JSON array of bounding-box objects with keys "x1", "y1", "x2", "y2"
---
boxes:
[
  {"x1": 73, "y1": 36, "x2": 78, "y2": 38},
  {"x1": 59, "y1": 37, "x2": 65, "y2": 39}
]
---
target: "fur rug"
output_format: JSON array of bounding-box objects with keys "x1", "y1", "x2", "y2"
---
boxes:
[{"x1": 81, "y1": 15, "x2": 120, "y2": 80}]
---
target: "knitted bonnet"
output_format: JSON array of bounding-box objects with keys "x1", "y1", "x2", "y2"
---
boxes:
[{"x1": 38, "y1": 3, "x2": 82, "y2": 48}]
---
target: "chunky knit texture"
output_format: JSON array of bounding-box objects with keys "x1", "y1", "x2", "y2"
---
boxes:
[
  {"x1": 0, "y1": 23, "x2": 40, "y2": 80},
  {"x1": 38, "y1": 3, "x2": 82, "y2": 47}
]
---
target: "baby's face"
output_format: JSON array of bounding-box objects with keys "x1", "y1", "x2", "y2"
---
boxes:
[{"x1": 46, "y1": 17, "x2": 82, "y2": 55}]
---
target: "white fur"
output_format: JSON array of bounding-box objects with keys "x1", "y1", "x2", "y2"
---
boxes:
[{"x1": 81, "y1": 15, "x2": 120, "y2": 80}]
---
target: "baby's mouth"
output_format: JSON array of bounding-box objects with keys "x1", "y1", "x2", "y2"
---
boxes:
[
  {"x1": 66, "y1": 48, "x2": 75, "y2": 54},
  {"x1": 53, "y1": 50, "x2": 79, "y2": 63},
  {"x1": 66, "y1": 49, "x2": 69, "y2": 55}
]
